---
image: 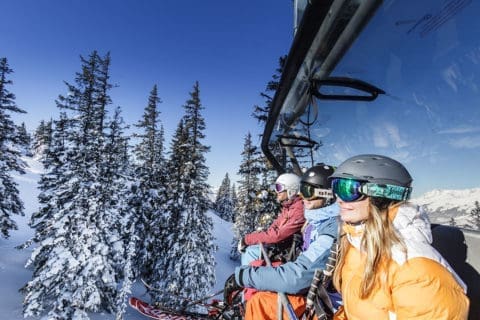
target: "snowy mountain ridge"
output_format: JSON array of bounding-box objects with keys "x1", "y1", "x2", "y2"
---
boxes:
[
  {"x1": 411, "y1": 188, "x2": 480, "y2": 229},
  {"x1": 412, "y1": 188, "x2": 480, "y2": 212}
]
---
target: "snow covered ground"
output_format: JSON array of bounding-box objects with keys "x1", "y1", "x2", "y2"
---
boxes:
[{"x1": 0, "y1": 157, "x2": 238, "y2": 319}]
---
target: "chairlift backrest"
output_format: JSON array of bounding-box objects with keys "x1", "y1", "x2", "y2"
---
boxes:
[{"x1": 431, "y1": 224, "x2": 480, "y2": 320}]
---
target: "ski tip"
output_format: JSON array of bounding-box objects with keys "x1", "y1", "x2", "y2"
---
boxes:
[{"x1": 129, "y1": 296, "x2": 144, "y2": 308}]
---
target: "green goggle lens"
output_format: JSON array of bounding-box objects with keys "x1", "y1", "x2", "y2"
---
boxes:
[
  {"x1": 331, "y1": 178, "x2": 364, "y2": 202},
  {"x1": 332, "y1": 178, "x2": 412, "y2": 202}
]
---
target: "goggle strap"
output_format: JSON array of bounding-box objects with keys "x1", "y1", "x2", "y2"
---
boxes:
[
  {"x1": 359, "y1": 183, "x2": 411, "y2": 201},
  {"x1": 314, "y1": 188, "x2": 334, "y2": 199}
]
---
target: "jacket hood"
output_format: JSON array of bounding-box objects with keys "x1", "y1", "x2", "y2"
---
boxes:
[
  {"x1": 392, "y1": 203, "x2": 432, "y2": 244},
  {"x1": 391, "y1": 204, "x2": 467, "y2": 291},
  {"x1": 342, "y1": 203, "x2": 431, "y2": 244}
]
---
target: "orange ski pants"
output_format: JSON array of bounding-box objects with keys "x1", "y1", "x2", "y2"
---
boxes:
[{"x1": 244, "y1": 291, "x2": 306, "y2": 320}]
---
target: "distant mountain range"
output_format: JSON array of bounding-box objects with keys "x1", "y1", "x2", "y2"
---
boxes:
[{"x1": 411, "y1": 188, "x2": 480, "y2": 230}]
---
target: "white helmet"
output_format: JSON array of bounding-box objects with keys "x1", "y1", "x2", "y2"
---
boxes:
[{"x1": 275, "y1": 173, "x2": 301, "y2": 200}]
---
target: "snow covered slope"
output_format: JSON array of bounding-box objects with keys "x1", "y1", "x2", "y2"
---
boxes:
[{"x1": 0, "y1": 157, "x2": 237, "y2": 320}]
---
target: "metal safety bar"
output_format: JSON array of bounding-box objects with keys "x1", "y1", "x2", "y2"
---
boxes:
[{"x1": 259, "y1": 243, "x2": 299, "y2": 320}]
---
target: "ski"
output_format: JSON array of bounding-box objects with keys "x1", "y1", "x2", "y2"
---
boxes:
[
  {"x1": 133, "y1": 280, "x2": 241, "y2": 319},
  {"x1": 129, "y1": 296, "x2": 211, "y2": 320}
]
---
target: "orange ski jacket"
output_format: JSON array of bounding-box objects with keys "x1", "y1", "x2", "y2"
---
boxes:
[{"x1": 334, "y1": 204, "x2": 469, "y2": 320}]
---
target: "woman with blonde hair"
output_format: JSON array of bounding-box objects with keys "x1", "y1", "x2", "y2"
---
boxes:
[{"x1": 330, "y1": 154, "x2": 469, "y2": 319}]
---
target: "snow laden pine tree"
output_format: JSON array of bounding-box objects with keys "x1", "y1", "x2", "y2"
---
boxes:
[
  {"x1": 255, "y1": 161, "x2": 280, "y2": 230},
  {"x1": 215, "y1": 173, "x2": 235, "y2": 222},
  {"x1": 32, "y1": 119, "x2": 53, "y2": 158},
  {"x1": 250, "y1": 55, "x2": 286, "y2": 224},
  {"x1": 231, "y1": 183, "x2": 238, "y2": 222},
  {"x1": 471, "y1": 201, "x2": 480, "y2": 230},
  {"x1": 23, "y1": 51, "x2": 126, "y2": 320},
  {"x1": 154, "y1": 81, "x2": 215, "y2": 309},
  {"x1": 129, "y1": 85, "x2": 168, "y2": 283},
  {"x1": 27, "y1": 112, "x2": 70, "y2": 246},
  {"x1": 17, "y1": 122, "x2": 32, "y2": 156},
  {"x1": 0, "y1": 57, "x2": 26, "y2": 239},
  {"x1": 252, "y1": 55, "x2": 286, "y2": 125},
  {"x1": 102, "y1": 107, "x2": 136, "y2": 320},
  {"x1": 230, "y1": 132, "x2": 263, "y2": 260}
]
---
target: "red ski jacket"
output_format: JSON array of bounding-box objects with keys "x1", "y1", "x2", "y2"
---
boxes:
[{"x1": 244, "y1": 196, "x2": 305, "y2": 246}]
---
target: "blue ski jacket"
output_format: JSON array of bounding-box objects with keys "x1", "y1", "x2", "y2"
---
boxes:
[{"x1": 235, "y1": 203, "x2": 339, "y2": 294}]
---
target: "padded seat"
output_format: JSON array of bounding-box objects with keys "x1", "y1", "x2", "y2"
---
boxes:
[{"x1": 431, "y1": 224, "x2": 480, "y2": 320}]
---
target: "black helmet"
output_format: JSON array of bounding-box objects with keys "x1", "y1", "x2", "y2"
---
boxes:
[
  {"x1": 299, "y1": 164, "x2": 335, "y2": 202},
  {"x1": 301, "y1": 164, "x2": 336, "y2": 188},
  {"x1": 329, "y1": 154, "x2": 412, "y2": 187}
]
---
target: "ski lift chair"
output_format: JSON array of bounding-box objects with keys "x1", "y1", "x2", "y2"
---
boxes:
[{"x1": 430, "y1": 224, "x2": 480, "y2": 320}]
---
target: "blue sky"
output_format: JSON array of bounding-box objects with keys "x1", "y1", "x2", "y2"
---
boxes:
[
  {"x1": 1, "y1": 0, "x2": 294, "y2": 188},
  {"x1": 313, "y1": 0, "x2": 480, "y2": 196}
]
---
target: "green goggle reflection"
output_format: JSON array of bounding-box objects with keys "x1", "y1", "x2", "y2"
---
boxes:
[
  {"x1": 332, "y1": 178, "x2": 412, "y2": 202},
  {"x1": 331, "y1": 178, "x2": 364, "y2": 202}
]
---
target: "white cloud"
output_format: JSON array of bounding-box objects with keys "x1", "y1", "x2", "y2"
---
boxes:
[
  {"x1": 412, "y1": 92, "x2": 438, "y2": 124},
  {"x1": 372, "y1": 122, "x2": 409, "y2": 149},
  {"x1": 442, "y1": 64, "x2": 459, "y2": 92},
  {"x1": 442, "y1": 51, "x2": 480, "y2": 94},
  {"x1": 390, "y1": 150, "x2": 412, "y2": 164},
  {"x1": 373, "y1": 128, "x2": 389, "y2": 147},
  {"x1": 448, "y1": 135, "x2": 480, "y2": 149},
  {"x1": 438, "y1": 125, "x2": 480, "y2": 134},
  {"x1": 466, "y1": 46, "x2": 480, "y2": 65},
  {"x1": 312, "y1": 127, "x2": 331, "y2": 138}
]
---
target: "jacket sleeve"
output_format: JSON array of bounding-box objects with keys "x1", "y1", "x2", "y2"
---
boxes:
[
  {"x1": 244, "y1": 198, "x2": 305, "y2": 245},
  {"x1": 235, "y1": 235, "x2": 333, "y2": 294},
  {"x1": 392, "y1": 258, "x2": 469, "y2": 319}
]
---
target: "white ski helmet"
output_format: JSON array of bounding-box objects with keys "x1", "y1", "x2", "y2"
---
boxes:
[{"x1": 275, "y1": 173, "x2": 301, "y2": 200}]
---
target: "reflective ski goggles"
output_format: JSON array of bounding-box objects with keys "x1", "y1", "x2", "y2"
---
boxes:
[
  {"x1": 275, "y1": 183, "x2": 286, "y2": 193},
  {"x1": 299, "y1": 182, "x2": 333, "y2": 201},
  {"x1": 331, "y1": 178, "x2": 412, "y2": 202}
]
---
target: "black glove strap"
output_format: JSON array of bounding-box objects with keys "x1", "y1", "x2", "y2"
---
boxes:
[{"x1": 237, "y1": 268, "x2": 245, "y2": 287}]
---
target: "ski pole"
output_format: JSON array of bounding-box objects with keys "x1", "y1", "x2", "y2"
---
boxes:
[{"x1": 182, "y1": 288, "x2": 225, "y2": 309}]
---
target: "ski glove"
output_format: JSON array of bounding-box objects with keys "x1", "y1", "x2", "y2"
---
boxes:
[
  {"x1": 223, "y1": 273, "x2": 243, "y2": 305},
  {"x1": 237, "y1": 237, "x2": 247, "y2": 253}
]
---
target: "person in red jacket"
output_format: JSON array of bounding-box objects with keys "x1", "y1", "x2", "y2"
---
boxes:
[{"x1": 238, "y1": 173, "x2": 305, "y2": 265}]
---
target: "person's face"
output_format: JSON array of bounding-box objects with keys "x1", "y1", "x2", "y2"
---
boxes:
[
  {"x1": 276, "y1": 190, "x2": 288, "y2": 202},
  {"x1": 303, "y1": 197, "x2": 326, "y2": 210},
  {"x1": 336, "y1": 196, "x2": 369, "y2": 224}
]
